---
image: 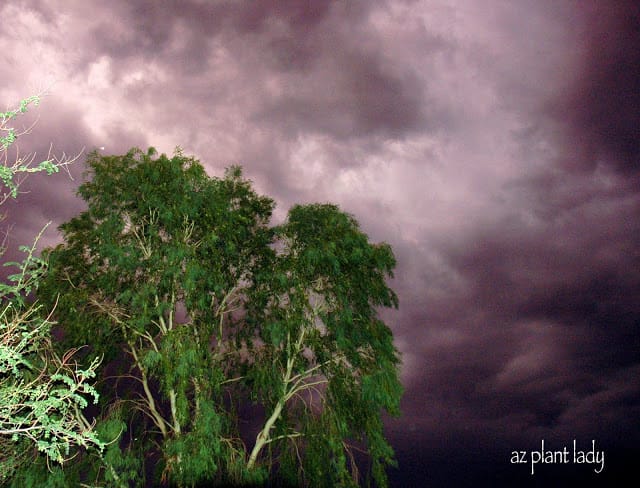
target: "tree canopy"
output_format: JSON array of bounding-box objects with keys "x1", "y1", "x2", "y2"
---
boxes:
[{"x1": 32, "y1": 147, "x2": 402, "y2": 487}]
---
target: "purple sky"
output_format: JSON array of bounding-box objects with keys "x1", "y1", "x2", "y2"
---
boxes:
[{"x1": 2, "y1": 1, "x2": 639, "y2": 485}]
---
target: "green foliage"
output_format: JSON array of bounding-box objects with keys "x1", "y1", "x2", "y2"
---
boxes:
[
  {"x1": 243, "y1": 202, "x2": 402, "y2": 487},
  {"x1": 0, "y1": 95, "x2": 64, "y2": 201},
  {"x1": 163, "y1": 401, "x2": 223, "y2": 486},
  {"x1": 6, "y1": 461, "x2": 69, "y2": 488},
  {"x1": 0, "y1": 96, "x2": 40, "y2": 152},
  {"x1": 99, "y1": 423, "x2": 143, "y2": 488},
  {"x1": 0, "y1": 95, "x2": 104, "y2": 483},
  {"x1": 37, "y1": 147, "x2": 402, "y2": 487}
]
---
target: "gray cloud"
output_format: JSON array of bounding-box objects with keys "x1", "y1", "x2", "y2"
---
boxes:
[
  {"x1": 1, "y1": 0, "x2": 638, "y2": 485},
  {"x1": 550, "y1": 1, "x2": 640, "y2": 176}
]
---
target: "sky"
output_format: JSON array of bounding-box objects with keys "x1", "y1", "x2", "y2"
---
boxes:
[{"x1": 1, "y1": 1, "x2": 639, "y2": 486}]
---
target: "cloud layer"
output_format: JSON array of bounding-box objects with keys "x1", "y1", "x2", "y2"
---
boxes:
[{"x1": 2, "y1": 1, "x2": 638, "y2": 485}]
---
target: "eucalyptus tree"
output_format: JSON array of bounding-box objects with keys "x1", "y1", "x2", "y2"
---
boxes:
[
  {"x1": 38, "y1": 147, "x2": 274, "y2": 487},
  {"x1": 37, "y1": 147, "x2": 402, "y2": 487},
  {"x1": 244, "y1": 204, "x2": 402, "y2": 487}
]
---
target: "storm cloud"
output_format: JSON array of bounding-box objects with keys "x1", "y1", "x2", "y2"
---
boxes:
[{"x1": 1, "y1": 1, "x2": 638, "y2": 485}]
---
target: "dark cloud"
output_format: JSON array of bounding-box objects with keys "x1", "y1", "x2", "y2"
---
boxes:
[
  {"x1": 1, "y1": 0, "x2": 639, "y2": 485},
  {"x1": 255, "y1": 49, "x2": 428, "y2": 140},
  {"x1": 232, "y1": 0, "x2": 433, "y2": 140},
  {"x1": 64, "y1": 1, "x2": 366, "y2": 80},
  {"x1": 230, "y1": 0, "x2": 337, "y2": 34},
  {"x1": 554, "y1": 1, "x2": 640, "y2": 175},
  {"x1": 393, "y1": 182, "x2": 640, "y2": 454}
]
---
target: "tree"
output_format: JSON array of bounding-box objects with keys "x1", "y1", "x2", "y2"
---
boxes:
[
  {"x1": 38, "y1": 147, "x2": 274, "y2": 487},
  {"x1": 0, "y1": 95, "x2": 104, "y2": 483},
  {"x1": 242, "y1": 203, "x2": 401, "y2": 487},
  {"x1": 38, "y1": 147, "x2": 402, "y2": 487}
]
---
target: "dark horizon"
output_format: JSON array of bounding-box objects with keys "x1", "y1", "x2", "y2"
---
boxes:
[{"x1": 1, "y1": 1, "x2": 639, "y2": 485}]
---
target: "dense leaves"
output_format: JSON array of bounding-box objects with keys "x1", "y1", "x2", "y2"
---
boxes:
[
  {"x1": 244, "y1": 203, "x2": 401, "y2": 487},
  {"x1": 33, "y1": 147, "x2": 402, "y2": 487}
]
